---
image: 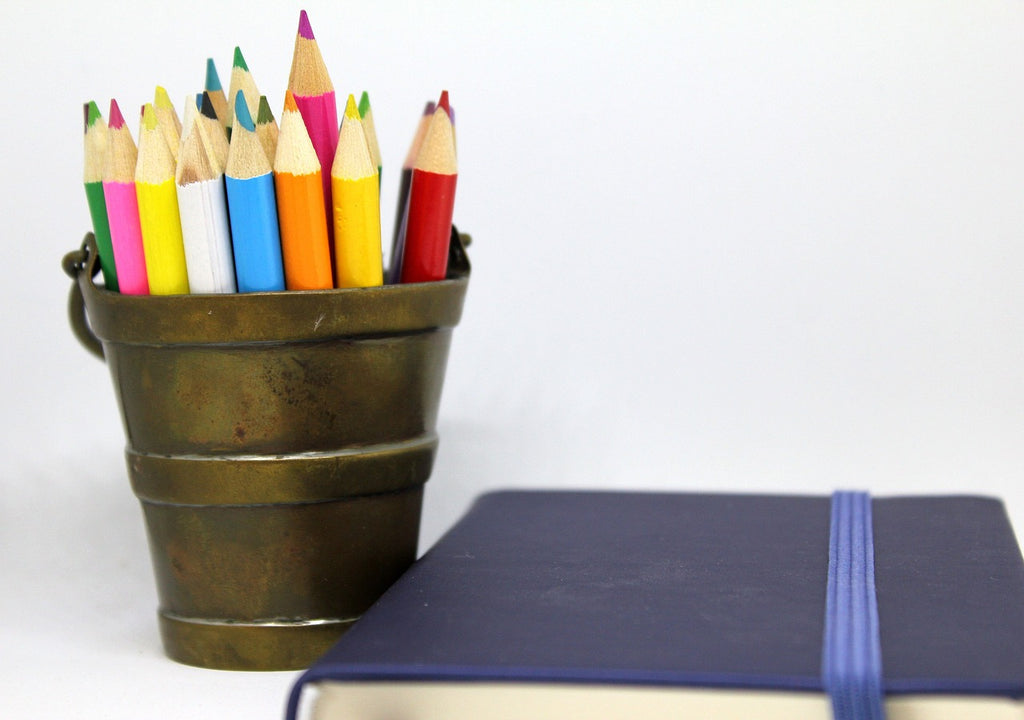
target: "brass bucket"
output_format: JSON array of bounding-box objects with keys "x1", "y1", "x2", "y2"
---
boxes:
[{"x1": 62, "y1": 230, "x2": 469, "y2": 671}]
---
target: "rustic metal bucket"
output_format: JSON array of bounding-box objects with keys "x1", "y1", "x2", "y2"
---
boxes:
[{"x1": 62, "y1": 230, "x2": 470, "y2": 671}]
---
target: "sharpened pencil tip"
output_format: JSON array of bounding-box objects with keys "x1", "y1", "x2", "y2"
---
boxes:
[
  {"x1": 284, "y1": 90, "x2": 299, "y2": 113},
  {"x1": 85, "y1": 101, "x2": 102, "y2": 132},
  {"x1": 423, "y1": 101, "x2": 436, "y2": 116},
  {"x1": 154, "y1": 86, "x2": 174, "y2": 110},
  {"x1": 233, "y1": 46, "x2": 249, "y2": 71},
  {"x1": 234, "y1": 91, "x2": 256, "y2": 132},
  {"x1": 108, "y1": 99, "x2": 125, "y2": 130},
  {"x1": 200, "y1": 91, "x2": 219, "y2": 121},
  {"x1": 257, "y1": 95, "x2": 275, "y2": 124},
  {"x1": 437, "y1": 91, "x2": 451, "y2": 116},
  {"x1": 344, "y1": 94, "x2": 360, "y2": 121},
  {"x1": 358, "y1": 91, "x2": 371, "y2": 119},
  {"x1": 298, "y1": 9, "x2": 315, "y2": 39},
  {"x1": 205, "y1": 58, "x2": 223, "y2": 91},
  {"x1": 142, "y1": 103, "x2": 158, "y2": 131}
]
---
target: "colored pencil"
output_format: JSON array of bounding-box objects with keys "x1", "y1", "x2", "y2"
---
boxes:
[
  {"x1": 226, "y1": 46, "x2": 260, "y2": 135},
  {"x1": 100, "y1": 101, "x2": 148, "y2": 294},
  {"x1": 176, "y1": 114, "x2": 236, "y2": 294},
  {"x1": 274, "y1": 90, "x2": 333, "y2": 290},
  {"x1": 287, "y1": 9, "x2": 337, "y2": 240},
  {"x1": 256, "y1": 95, "x2": 279, "y2": 164},
  {"x1": 182, "y1": 91, "x2": 228, "y2": 167},
  {"x1": 153, "y1": 86, "x2": 182, "y2": 162},
  {"x1": 199, "y1": 91, "x2": 230, "y2": 169},
  {"x1": 388, "y1": 100, "x2": 434, "y2": 283},
  {"x1": 136, "y1": 103, "x2": 189, "y2": 295},
  {"x1": 83, "y1": 101, "x2": 118, "y2": 291},
  {"x1": 357, "y1": 91, "x2": 382, "y2": 188},
  {"x1": 181, "y1": 94, "x2": 199, "y2": 138},
  {"x1": 204, "y1": 57, "x2": 230, "y2": 132},
  {"x1": 332, "y1": 94, "x2": 383, "y2": 288},
  {"x1": 226, "y1": 91, "x2": 286, "y2": 293},
  {"x1": 400, "y1": 91, "x2": 457, "y2": 284},
  {"x1": 101, "y1": 100, "x2": 148, "y2": 295}
]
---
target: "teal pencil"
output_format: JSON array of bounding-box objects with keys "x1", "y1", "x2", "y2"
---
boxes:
[
  {"x1": 204, "y1": 57, "x2": 230, "y2": 133},
  {"x1": 225, "y1": 91, "x2": 285, "y2": 292}
]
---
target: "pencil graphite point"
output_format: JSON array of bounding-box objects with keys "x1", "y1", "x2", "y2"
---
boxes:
[
  {"x1": 154, "y1": 86, "x2": 174, "y2": 110},
  {"x1": 233, "y1": 46, "x2": 249, "y2": 71},
  {"x1": 85, "y1": 101, "x2": 102, "y2": 131},
  {"x1": 205, "y1": 58, "x2": 223, "y2": 91},
  {"x1": 284, "y1": 90, "x2": 299, "y2": 114},
  {"x1": 358, "y1": 92, "x2": 371, "y2": 119},
  {"x1": 142, "y1": 103, "x2": 159, "y2": 132},
  {"x1": 257, "y1": 95, "x2": 275, "y2": 124},
  {"x1": 181, "y1": 94, "x2": 198, "y2": 138},
  {"x1": 234, "y1": 91, "x2": 256, "y2": 132},
  {"x1": 298, "y1": 9, "x2": 315, "y2": 39},
  {"x1": 437, "y1": 90, "x2": 451, "y2": 116},
  {"x1": 108, "y1": 99, "x2": 126, "y2": 130},
  {"x1": 200, "y1": 92, "x2": 219, "y2": 121},
  {"x1": 344, "y1": 94, "x2": 360, "y2": 121}
]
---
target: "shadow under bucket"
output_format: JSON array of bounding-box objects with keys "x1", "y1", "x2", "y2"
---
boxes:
[{"x1": 63, "y1": 230, "x2": 470, "y2": 671}]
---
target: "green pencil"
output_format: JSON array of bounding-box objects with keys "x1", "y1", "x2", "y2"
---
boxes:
[
  {"x1": 83, "y1": 101, "x2": 118, "y2": 291},
  {"x1": 255, "y1": 95, "x2": 279, "y2": 163},
  {"x1": 226, "y1": 46, "x2": 261, "y2": 137}
]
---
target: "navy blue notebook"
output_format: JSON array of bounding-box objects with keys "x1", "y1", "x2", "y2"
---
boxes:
[{"x1": 287, "y1": 491, "x2": 1024, "y2": 720}]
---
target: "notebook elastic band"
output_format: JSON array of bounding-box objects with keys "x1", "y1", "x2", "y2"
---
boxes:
[{"x1": 822, "y1": 491, "x2": 886, "y2": 720}]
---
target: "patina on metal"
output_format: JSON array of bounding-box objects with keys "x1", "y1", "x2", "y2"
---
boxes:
[{"x1": 63, "y1": 230, "x2": 470, "y2": 671}]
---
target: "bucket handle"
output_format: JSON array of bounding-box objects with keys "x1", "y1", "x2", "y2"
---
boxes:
[{"x1": 62, "y1": 234, "x2": 105, "y2": 362}]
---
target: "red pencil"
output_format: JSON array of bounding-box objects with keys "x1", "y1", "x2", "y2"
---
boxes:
[
  {"x1": 400, "y1": 92, "x2": 457, "y2": 284},
  {"x1": 287, "y1": 9, "x2": 338, "y2": 241}
]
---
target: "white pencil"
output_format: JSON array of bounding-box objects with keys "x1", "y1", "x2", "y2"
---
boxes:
[{"x1": 176, "y1": 115, "x2": 236, "y2": 293}]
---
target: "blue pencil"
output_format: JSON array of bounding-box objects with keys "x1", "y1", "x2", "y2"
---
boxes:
[{"x1": 225, "y1": 91, "x2": 286, "y2": 292}]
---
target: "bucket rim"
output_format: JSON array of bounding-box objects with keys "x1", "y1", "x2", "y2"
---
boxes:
[{"x1": 66, "y1": 230, "x2": 470, "y2": 346}]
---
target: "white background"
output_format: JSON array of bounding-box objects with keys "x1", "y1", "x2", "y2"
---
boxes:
[{"x1": 2, "y1": 1, "x2": 1023, "y2": 718}]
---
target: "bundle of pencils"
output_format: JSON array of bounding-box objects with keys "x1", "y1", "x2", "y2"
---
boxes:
[{"x1": 82, "y1": 9, "x2": 458, "y2": 296}]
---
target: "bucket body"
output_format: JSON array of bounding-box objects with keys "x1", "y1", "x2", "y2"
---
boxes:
[{"x1": 64, "y1": 231, "x2": 469, "y2": 670}]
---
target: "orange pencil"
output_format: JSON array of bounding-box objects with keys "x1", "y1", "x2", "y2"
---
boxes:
[{"x1": 273, "y1": 90, "x2": 332, "y2": 290}]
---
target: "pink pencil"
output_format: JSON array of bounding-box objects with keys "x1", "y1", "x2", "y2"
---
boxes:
[
  {"x1": 287, "y1": 9, "x2": 338, "y2": 240},
  {"x1": 101, "y1": 99, "x2": 149, "y2": 295}
]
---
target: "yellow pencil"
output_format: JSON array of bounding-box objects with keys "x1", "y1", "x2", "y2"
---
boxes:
[
  {"x1": 136, "y1": 103, "x2": 189, "y2": 294},
  {"x1": 331, "y1": 95, "x2": 383, "y2": 287},
  {"x1": 153, "y1": 86, "x2": 182, "y2": 162}
]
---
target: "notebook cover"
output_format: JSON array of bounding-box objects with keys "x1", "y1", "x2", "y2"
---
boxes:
[{"x1": 288, "y1": 490, "x2": 1024, "y2": 716}]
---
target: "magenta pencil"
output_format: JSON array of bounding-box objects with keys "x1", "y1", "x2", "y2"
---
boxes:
[
  {"x1": 101, "y1": 99, "x2": 149, "y2": 295},
  {"x1": 287, "y1": 9, "x2": 338, "y2": 241}
]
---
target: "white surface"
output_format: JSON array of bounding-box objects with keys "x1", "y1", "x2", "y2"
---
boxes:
[{"x1": 2, "y1": 1, "x2": 1023, "y2": 718}]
